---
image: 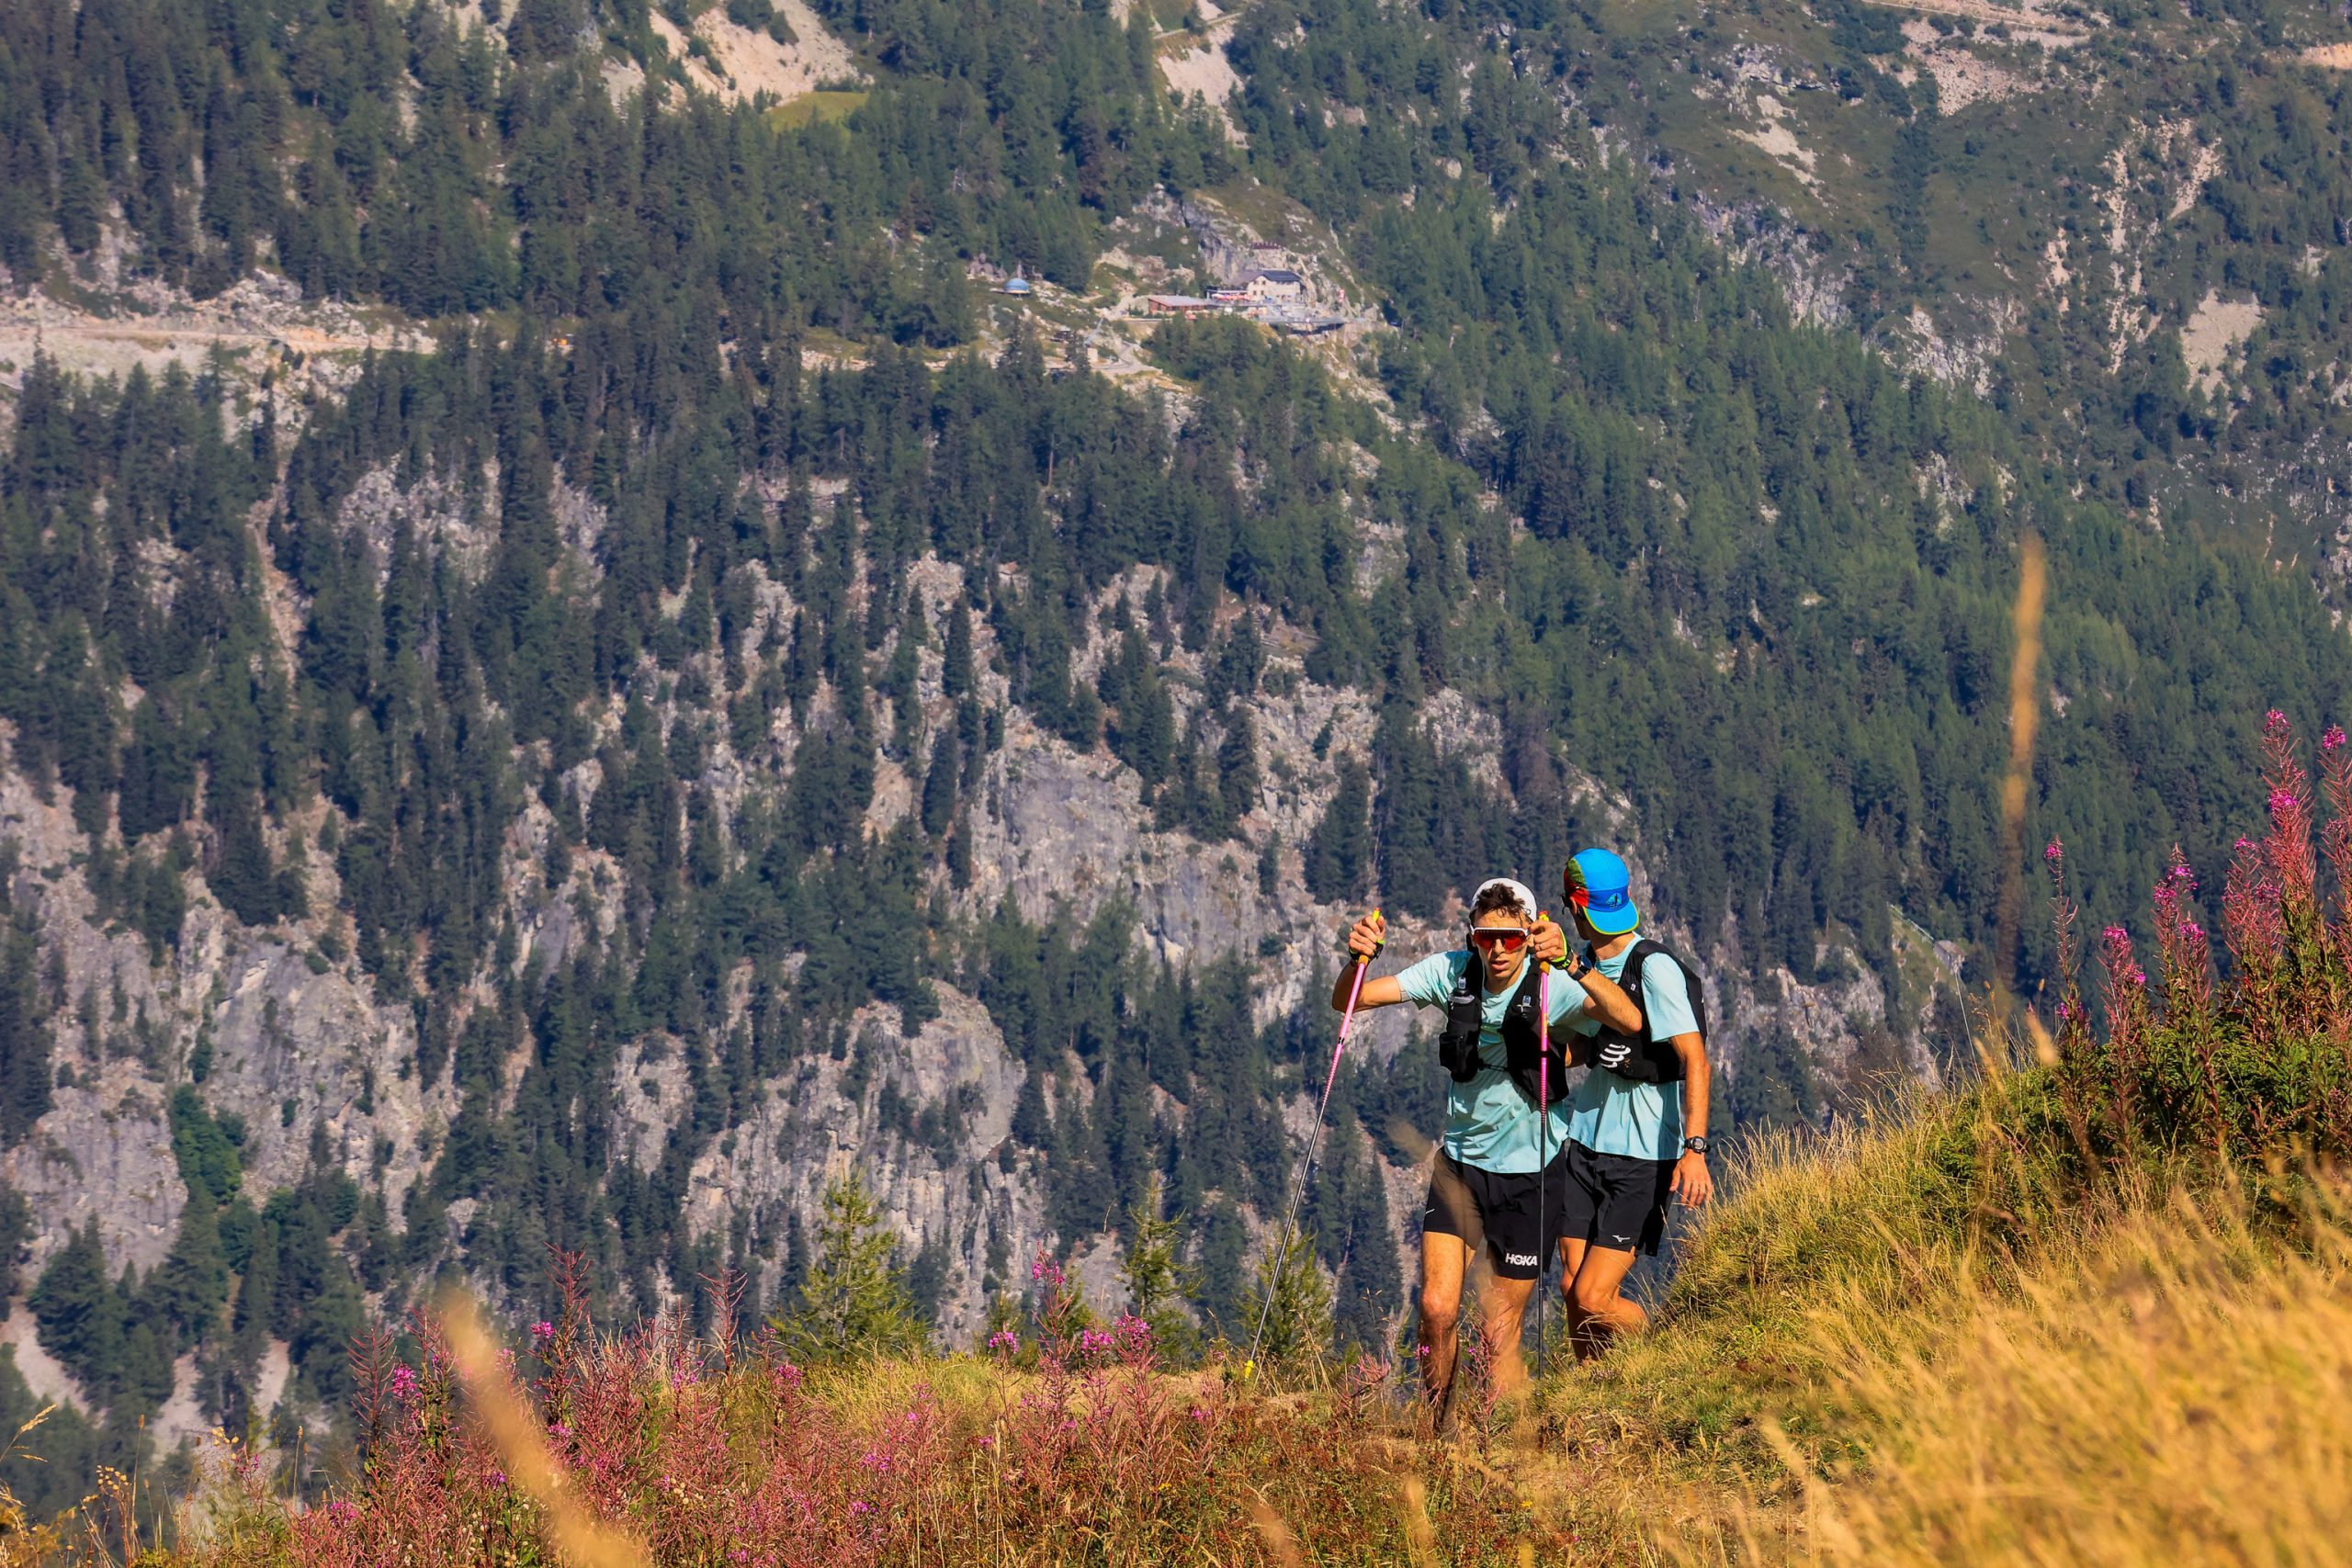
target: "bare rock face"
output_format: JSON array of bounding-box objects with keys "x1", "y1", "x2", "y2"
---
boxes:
[
  {"x1": 0, "y1": 763, "x2": 456, "y2": 1285},
  {"x1": 0, "y1": 480, "x2": 1966, "y2": 1393},
  {"x1": 685, "y1": 983, "x2": 1037, "y2": 1345}
]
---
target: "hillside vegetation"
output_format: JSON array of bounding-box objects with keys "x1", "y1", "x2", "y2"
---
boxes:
[
  {"x1": 7, "y1": 705, "x2": 2325, "y2": 1564},
  {"x1": 5, "y1": 0, "x2": 2352, "y2": 1528}
]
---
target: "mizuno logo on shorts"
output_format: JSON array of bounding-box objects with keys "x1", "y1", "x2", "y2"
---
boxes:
[
  {"x1": 1503, "y1": 1252, "x2": 1536, "y2": 1267},
  {"x1": 1611, "y1": 1234, "x2": 1634, "y2": 1244}
]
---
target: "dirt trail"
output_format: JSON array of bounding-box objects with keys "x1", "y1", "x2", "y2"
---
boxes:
[
  {"x1": 1866, "y1": 0, "x2": 2089, "y2": 39},
  {"x1": 1, "y1": 298, "x2": 418, "y2": 389}
]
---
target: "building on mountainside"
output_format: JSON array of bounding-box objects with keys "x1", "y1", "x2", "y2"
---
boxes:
[
  {"x1": 1142, "y1": 294, "x2": 1219, "y2": 318},
  {"x1": 1283, "y1": 313, "x2": 1349, "y2": 335},
  {"x1": 1233, "y1": 269, "x2": 1306, "y2": 304}
]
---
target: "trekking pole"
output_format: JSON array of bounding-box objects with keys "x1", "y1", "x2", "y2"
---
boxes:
[
  {"x1": 1534, "y1": 913, "x2": 1551, "y2": 1383},
  {"x1": 1247, "y1": 911, "x2": 1381, "y2": 1379}
]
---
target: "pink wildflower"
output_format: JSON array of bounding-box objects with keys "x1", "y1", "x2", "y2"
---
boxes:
[
  {"x1": 2326, "y1": 727, "x2": 2347, "y2": 752},
  {"x1": 389, "y1": 1364, "x2": 420, "y2": 1404},
  {"x1": 2044, "y1": 840, "x2": 2064, "y2": 863},
  {"x1": 531, "y1": 1320, "x2": 556, "y2": 1343},
  {"x1": 1114, "y1": 1314, "x2": 1155, "y2": 1363}
]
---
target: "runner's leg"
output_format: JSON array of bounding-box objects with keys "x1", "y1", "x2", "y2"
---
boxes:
[
  {"x1": 1557, "y1": 1235, "x2": 1589, "y2": 1337},
  {"x1": 1419, "y1": 1231, "x2": 1472, "y2": 1415},
  {"x1": 1482, "y1": 1273, "x2": 1536, "y2": 1399},
  {"x1": 1564, "y1": 1243, "x2": 1645, "y2": 1357}
]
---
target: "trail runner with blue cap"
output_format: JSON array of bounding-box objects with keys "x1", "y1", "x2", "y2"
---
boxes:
[
  {"x1": 1551, "y1": 848, "x2": 1714, "y2": 1358},
  {"x1": 1334, "y1": 878, "x2": 1642, "y2": 1422}
]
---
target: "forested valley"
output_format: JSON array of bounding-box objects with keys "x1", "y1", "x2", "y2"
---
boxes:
[{"x1": 2, "y1": 0, "x2": 2351, "y2": 1514}]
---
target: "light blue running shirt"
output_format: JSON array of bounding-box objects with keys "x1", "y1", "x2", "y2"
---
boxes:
[
  {"x1": 1566, "y1": 942, "x2": 1701, "y2": 1161},
  {"x1": 1394, "y1": 951, "x2": 1589, "y2": 1174}
]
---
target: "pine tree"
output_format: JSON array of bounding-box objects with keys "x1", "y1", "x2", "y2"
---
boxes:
[
  {"x1": 1216, "y1": 712, "x2": 1261, "y2": 829},
  {"x1": 1247, "y1": 1226, "x2": 1331, "y2": 1376},
  {"x1": 0, "y1": 878, "x2": 50, "y2": 1149},
  {"x1": 0, "y1": 1183, "x2": 28, "y2": 1309},
  {"x1": 168, "y1": 1087, "x2": 243, "y2": 1208},
  {"x1": 1118, "y1": 1172, "x2": 1200, "y2": 1362},
  {"x1": 920, "y1": 722, "x2": 960, "y2": 837},
  {"x1": 147, "y1": 1195, "x2": 230, "y2": 1349},
  {"x1": 769, "y1": 1173, "x2": 928, "y2": 1363},
  {"x1": 1305, "y1": 758, "x2": 1373, "y2": 904},
  {"x1": 28, "y1": 1221, "x2": 121, "y2": 1393},
  {"x1": 942, "y1": 600, "x2": 974, "y2": 698}
]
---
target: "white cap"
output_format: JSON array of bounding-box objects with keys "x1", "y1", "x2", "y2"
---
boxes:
[{"x1": 1469, "y1": 877, "x2": 1538, "y2": 924}]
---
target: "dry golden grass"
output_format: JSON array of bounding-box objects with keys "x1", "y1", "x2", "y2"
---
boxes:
[
  {"x1": 1531, "y1": 1069, "x2": 2350, "y2": 1566},
  {"x1": 1699, "y1": 1179, "x2": 2352, "y2": 1565}
]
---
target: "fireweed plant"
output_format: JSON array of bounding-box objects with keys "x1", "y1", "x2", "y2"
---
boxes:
[
  {"x1": 178, "y1": 1253, "x2": 1552, "y2": 1566},
  {"x1": 2037, "y1": 711, "x2": 2352, "y2": 1196}
]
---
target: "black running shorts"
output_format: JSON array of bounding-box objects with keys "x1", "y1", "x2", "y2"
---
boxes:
[
  {"x1": 1558, "y1": 1140, "x2": 1677, "y2": 1258},
  {"x1": 1423, "y1": 1150, "x2": 1568, "y2": 1280}
]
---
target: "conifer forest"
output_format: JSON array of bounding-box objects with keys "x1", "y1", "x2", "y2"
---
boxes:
[{"x1": 4, "y1": 0, "x2": 2352, "y2": 1546}]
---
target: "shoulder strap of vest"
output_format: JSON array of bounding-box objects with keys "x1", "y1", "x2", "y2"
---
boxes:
[
  {"x1": 1613, "y1": 940, "x2": 1664, "y2": 1039},
  {"x1": 1438, "y1": 953, "x2": 1485, "y2": 1082},
  {"x1": 1618, "y1": 939, "x2": 1708, "y2": 1043}
]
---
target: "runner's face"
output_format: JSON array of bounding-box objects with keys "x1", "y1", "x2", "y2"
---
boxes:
[{"x1": 1470, "y1": 911, "x2": 1530, "y2": 987}]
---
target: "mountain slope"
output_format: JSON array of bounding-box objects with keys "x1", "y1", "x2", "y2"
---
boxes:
[{"x1": 0, "y1": 0, "x2": 2346, "y2": 1489}]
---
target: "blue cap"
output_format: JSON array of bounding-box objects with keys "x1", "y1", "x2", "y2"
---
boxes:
[{"x1": 1571, "y1": 848, "x2": 1640, "y2": 936}]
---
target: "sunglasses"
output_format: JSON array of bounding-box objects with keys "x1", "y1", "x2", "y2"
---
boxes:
[{"x1": 1468, "y1": 928, "x2": 1529, "y2": 953}]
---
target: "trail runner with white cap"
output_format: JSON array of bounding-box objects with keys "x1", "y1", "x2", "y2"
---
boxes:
[
  {"x1": 1333, "y1": 878, "x2": 1642, "y2": 1421},
  {"x1": 1550, "y1": 847, "x2": 1714, "y2": 1357}
]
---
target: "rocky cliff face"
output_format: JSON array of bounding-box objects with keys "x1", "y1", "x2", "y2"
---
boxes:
[{"x1": 0, "y1": 456, "x2": 1965, "y2": 1383}]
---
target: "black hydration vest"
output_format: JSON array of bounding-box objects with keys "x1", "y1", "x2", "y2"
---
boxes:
[
  {"x1": 1587, "y1": 939, "x2": 1708, "y2": 1084},
  {"x1": 1437, "y1": 960, "x2": 1575, "y2": 1109}
]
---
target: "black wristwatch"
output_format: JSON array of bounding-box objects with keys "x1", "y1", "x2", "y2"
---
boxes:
[{"x1": 1682, "y1": 1136, "x2": 1710, "y2": 1156}]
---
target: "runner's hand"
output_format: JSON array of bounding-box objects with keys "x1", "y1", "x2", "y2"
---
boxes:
[
  {"x1": 1670, "y1": 1151, "x2": 1713, "y2": 1207},
  {"x1": 1597, "y1": 1040, "x2": 1634, "y2": 1072},
  {"x1": 1531, "y1": 918, "x2": 1568, "y2": 965},
  {"x1": 1346, "y1": 910, "x2": 1386, "y2": 960}
]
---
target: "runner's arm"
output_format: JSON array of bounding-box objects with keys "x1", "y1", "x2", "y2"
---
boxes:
[
  {"x1": 1566, "y1": 958, "x2": 1642, "y2": 1033},
  {"x1": 1668, "y1": 1032, "x2": 1713, "y2": 1205},
  {"x1": 1531, "y1": 920, "x2": 1638, "y2": 1034},
  {"x1": 1341, "y1": 975, "x2": 1407, "y2": 1010},
  {"x1": 1332, "y1": 911, "x2": 1406, "y2": 1010}
]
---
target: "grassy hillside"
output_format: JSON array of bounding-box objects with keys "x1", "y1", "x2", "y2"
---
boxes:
[{"x1": 26, "y1": 705, "x2": 2341, "y2": 1565}]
